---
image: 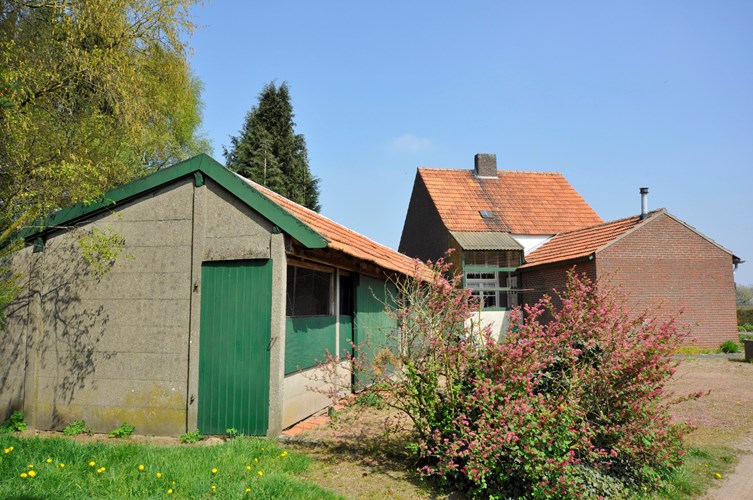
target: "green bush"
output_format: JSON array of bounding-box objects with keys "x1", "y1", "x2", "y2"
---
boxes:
[
  {"x1": 63, "y1": 420, "x2": 91, "y2": 436},
  {"x1": 0, "y1": 410, "x2": 27, "y2": 433},
  {"x1": 740, "y1": 332, "x2": 753, "y2": 343},
  {"x1": 720, "y1": 340, "x2": 741, "y2": 353},
  {"x1": 738, "y1": 323, "x2": 753, "y2": 332},
  {"x1": 108, "y1": 422, "x2": 135, "y2": 438},
  {"x1": 738, "y1": 308, "x2": 753, "y2": 326}
]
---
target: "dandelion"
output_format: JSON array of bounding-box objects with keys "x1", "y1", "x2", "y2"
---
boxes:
[
  {"x1": 138, "y1": 464, "x2": 145, "y2": 471},
  {"x1": 715, "y1": 473, "x2": 722, "y2": 479},
  {"x1": 254, "y1": 458, "x2": 258, "y2": 463},
  {"x1": 211, "y1": 485, "x2": 217, "y2": 491},
  {"x1": 27, "y1": 464, "x2": 34, "y2": 469},
  {"x1": 46, "y1": 458, "x2": 52, "y2": 463},
  {"x1": 167, "y1": 489, "x2": 173, "y2": 495},
  {"x1": 28, "y1": 470, "x2": 36, "y2": 478},
  {"x1": 257, "y1": 471, "x2": 263, "y2": 476},
  {"x1": 211, "y1": 467, "x2": 218, "y2": 474},
  {"x1": 245, "y1": 487, "x2": 251, "y2": 493},
  {"x1": 156, "y1": 472, "x2": 162, "y2": 479},
  {"x1": 20, "y1": 472, "x2": 28, "y2": 479},
  {"x1": 280, "y1": 451, "x2": 288, "y2": 457},
  {"x1": 89, "y1": 461, "x2": 96, "y2": 467},
  {"x1": 246, "y1": 465, "x2": 251, "y2": 470},
  {"x1": 97, "y1": 467, "x2": 106, "y2": 474},
  {"x1": 59, "y1": 463, "x2": 65, "y2": 468},
  {"x1": 3, "y1": 446, "x2": 13, "y2": 454}
]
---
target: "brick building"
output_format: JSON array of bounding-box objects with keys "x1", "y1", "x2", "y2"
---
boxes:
[
  {"x1": 399, "y1": 153, "x2": 740, "y2": 347},
  {"x1": 521, "y1": 209, "x2": 740, "y2": 348}
]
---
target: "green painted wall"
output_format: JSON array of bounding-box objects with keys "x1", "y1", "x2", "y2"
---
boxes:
[
  {"x1": 284, "y1": 316, "x2": 337, "y2": 374},
  {"x1": 353, "y1": 275, "x2": 398, "y2": 389}
]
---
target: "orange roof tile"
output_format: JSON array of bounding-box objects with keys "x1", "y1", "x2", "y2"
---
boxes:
[
  {"x1": 520, "y1": 211, "x2": 661, "y2": 268},
  {"x1": 239, "y1": 175, "x2": 424, "y2": 278},
  {"x1": 419, "y1": 168, "x2": 602, "y2": 234}
]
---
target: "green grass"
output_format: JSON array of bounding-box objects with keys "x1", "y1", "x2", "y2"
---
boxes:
[
  {"x1": 0, "y1": 435, "x2": 342, "y2": 499},
  {"x1": 652, "y1": 445, "x2": 738, "y2": 498}
]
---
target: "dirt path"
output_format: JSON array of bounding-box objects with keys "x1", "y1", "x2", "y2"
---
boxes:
[{"x1": 702, "y1": 430, "x2": 753, "y2": 500}]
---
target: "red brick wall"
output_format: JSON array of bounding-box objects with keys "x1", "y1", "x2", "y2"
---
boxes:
[
  {"x1": 521, "y1": 260, "x2": 596, "y2": 311},
  {"x1": 596, "y1": 213, "x2": 737, "y2": 348}
]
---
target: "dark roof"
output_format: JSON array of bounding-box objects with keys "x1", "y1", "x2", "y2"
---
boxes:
[{"x1": 418, "y1": 167, "x2": 602, "y2": 234}]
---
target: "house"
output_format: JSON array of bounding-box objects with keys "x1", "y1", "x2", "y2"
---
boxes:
[
  {"x1": 399, "y1": 153, "x2": 740, "y2": 347},
  {"x1": 1, "y1": 154, "x2": 417, "y2": 436},
  {"x1": 399, "y1": 153, "x2": 602, "y2": 338},
  {"x1": 520, "y1": 207, "x2": 740, "y2": 348}
]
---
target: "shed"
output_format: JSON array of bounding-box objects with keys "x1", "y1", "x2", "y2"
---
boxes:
[{"x1": 1, "y1": 155, "x2": 417, "y2": 436}]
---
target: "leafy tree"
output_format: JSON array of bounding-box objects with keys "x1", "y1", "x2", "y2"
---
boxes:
[
  {"x1": 736, "y1": 283, "x2": 753, "y2": 307},
  {"x1": 0, "y1": 0, "x2": 209, "y2": 234},
  {"x1": 224, "y1": 81, "x2": 321, "y2": 212},
  {"x1": 0, "y1": 0, "x2": 209, "y2": 322}
]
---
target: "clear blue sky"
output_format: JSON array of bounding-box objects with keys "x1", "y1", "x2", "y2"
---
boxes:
[{"x1": 187, "y1": 1, "x2": 753, "y2": 284}]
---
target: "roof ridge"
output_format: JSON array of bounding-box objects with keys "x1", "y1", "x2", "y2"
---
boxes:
[
  {"x1": 418, "y1": 167, "x2": 564, "y2": 176},
  {"x1": 549, "y1": 209, "x2": 664, "y2": 238}
]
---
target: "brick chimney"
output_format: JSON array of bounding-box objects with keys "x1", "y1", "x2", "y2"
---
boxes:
[{"x1": 474, "y1": 154, "x2": 497, "y2": 178}]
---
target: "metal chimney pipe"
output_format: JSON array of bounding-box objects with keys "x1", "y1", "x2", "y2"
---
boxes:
[{"x1": 640, "y1": 187, "x2": 649, "y2": 220}]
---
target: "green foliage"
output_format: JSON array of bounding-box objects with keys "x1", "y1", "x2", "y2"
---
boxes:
[
  {"x1": 739, "y1": 332, "x2": 753, "y2": 343},
  {"x1": 738, "y1": 308, "x2": 753, "y2": 326},
  {"x1": 738, "y1": 323, "x2": 753, "y2": 332},
  {"x1": 736, "y1": 283, "x2": 753, "y2": 307},
  {"x1": 0, "y1": 410, "x2": 27, "y2": 433},
  {"x1": 720, "y1": 340, "x2": 741, "y2": 353},
  {"x1": 178, "y1": 429, "x2": 203, "y2": 444},
  {"x1": 62, "y1": 420, "x2": 91, "y2": 437},
  {"x1": 225, "y1": 428, "x2": 243, "y2": 439},
  {"x1": 0, "y1": 0, "x2": 210, "y2": 322},
  {"x1": 355, "y1": 390, "x2": 383, "y2": 409},
  {"x1": 224, "y1": 81, "x2": 321, "y2": 211},
  {"x1": 0, "y1": 435, "x2": 336, "y2": 498},
  {"x1": 108, "y1": 422, "x2": 135, "y2": 439}
]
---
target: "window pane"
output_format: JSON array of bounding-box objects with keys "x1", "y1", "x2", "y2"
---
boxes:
[{"x1": 286, "y1": 266, "x2": 332, "y2": 316}]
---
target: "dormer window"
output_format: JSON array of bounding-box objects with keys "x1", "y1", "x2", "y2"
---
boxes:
[{"x1": 479, "y1": 210, "x2": 494, "y2": 219}]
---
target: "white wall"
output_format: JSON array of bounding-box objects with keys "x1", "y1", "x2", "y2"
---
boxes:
[{"x1": 512, "y1": 234, "x2": 553, "y2": 255}]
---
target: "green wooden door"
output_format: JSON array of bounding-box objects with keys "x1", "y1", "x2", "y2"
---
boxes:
[
  {"x1": 353, "y1": 274, "x2": 398, "y2": 389},
  {"x1": 198, "y1": 260, "x2": 272, "y2": 435}
]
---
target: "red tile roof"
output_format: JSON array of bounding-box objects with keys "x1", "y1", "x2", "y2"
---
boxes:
[
  {"x1": 240, "y1": 176, "x2": 424, "y2": 278},
  {"x1": 521, "y1": 211, "x2": 659, "y2": 268},
  {"x1": 419, "y1": 168, "x2": 602, "y2": 234}
]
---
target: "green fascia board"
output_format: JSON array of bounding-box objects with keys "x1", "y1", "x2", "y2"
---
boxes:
[{"x1": 15, "y1": 154, "x2": 328, "y2": 249}]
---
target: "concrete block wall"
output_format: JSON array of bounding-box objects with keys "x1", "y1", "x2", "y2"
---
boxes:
[
  {"x1": 597, "y1": 214, "x2": 737, "y2": 348},
  {"x1": 17, "y1": 180, "x2": 196, "y2": 435}
]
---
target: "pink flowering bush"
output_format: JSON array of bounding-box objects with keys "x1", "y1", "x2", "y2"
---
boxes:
[
  {"x1": 312, "y1": 258, "x2": 692, "y2": 498},
  {"x1": 416, "y1": 268, "x2": 692, "y2": 498}
]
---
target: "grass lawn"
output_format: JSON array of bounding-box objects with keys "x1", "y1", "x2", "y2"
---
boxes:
[{"x1": 0, "y1": 434, "x2": 342, "y2": 499}]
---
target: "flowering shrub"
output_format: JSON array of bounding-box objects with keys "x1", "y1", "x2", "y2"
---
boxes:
[{"x1": 415, "y1": 268, "x2": 692, "y2": 498}]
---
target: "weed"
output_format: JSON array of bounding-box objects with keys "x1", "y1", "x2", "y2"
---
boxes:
[
  {"x1": 226, "y1": 428, "x2": 243, "y2": 439},
  {"x1": 720, "y1": 340, "x2": 741, "y2": 353},
  {"x1": 108, "y1": 422, "x2": 135, "y2": 438},
  {"x1": 62, "y1": 420, "x2": 90, "y2": 436},
  {"x1": 179, "y1": 429, "x2": 203, "y2": 443},
  {"x1": 0, "y1": 410, "x2": 27, "y2": 433},
  {"x1": 355, "y1": 391, "x2": 383, "y2": 408}
]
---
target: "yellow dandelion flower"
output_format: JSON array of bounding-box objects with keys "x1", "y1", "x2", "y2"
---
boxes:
[
  {"x1": 280, "y1": 451, "x2": 288, "y2": 457},
  {"x1": 46, "y1": 458, "x2": 52, "y2": 463},
  {"x1": 211, "y1": 485, "x2": 217, "y2": 491},
  {"x1": 20, "y1": 472, "x2": 28, "y2": 479},
  {"x1": 27, "y1": 464, "x2": 34, "y2": 469},
  {"x1": 28, "y1": 470, "x2": 36, "y2": 478},
  {"x1": 167, "y1": 489, "x2": 173, "y2": 494},
  {"x1": 156, "y1": 472, "x2": 162, "y2": 479},
  {"x1": 172, "y1": 481, "x2": 176, "y2": 485},
  {"x1": 257, "y1": 470, "x2": 263, "y2": 476},
  {"x1": 245, "y1": 487, "x2": 251, "y2": 493},
  {"x1": 97, "y1": 467, "x2": 106, "y2": 473},
  {"x1": 138, "y1": 464, "x2": 145, "y2": 471},
  {"x1": 246, "y1": 465, "x2": 251, "y2": 470},
  {"x1": 715, "y1": 473, "x2": 722, "y2": 479},
  {"x1": 211, "y1": 467, "x2": 218, "y2": 474},
  {"x1": 89, "y1": 461, "x2": 96, "y2": 467},
  {"x1": 254, "y1": 458, "x2": 258, "y2": 463},
  {"x1": 59, "y1": 463, "x2": 65, "y2": 468}
]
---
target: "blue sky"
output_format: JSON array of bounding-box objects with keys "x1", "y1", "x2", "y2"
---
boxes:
[{"x1": 187, "y1": 1, "x2": 753, "y2": 284}]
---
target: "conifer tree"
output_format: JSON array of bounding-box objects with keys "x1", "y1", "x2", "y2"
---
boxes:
[{"x1": 225, "y1": 82, "x2": 321, "y2": 212}]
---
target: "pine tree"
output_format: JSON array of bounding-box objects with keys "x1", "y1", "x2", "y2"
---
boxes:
[{"x1": 225, "y1": 82, "x2": 321, "y2": 212}]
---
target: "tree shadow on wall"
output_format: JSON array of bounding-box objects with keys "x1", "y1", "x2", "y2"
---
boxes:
[{"x1": 31, "y1": 236, "x2": 118, "y2": 429}]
